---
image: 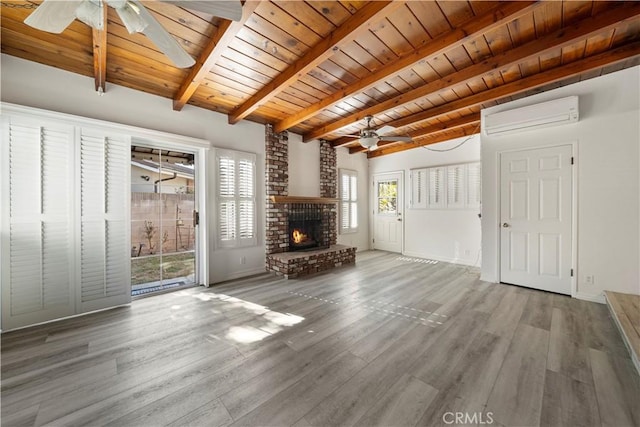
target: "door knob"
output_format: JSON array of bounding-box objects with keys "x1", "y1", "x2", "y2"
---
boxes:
[
  {"x1": 502, "y1": 222, "x2": 510, "y2": 228},
  {"x1": 397, "y1": 218, "x2": 402, "y2": 222}
]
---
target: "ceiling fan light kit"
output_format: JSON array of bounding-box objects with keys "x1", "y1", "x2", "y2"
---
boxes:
[
  {"x1": 350, "y1": 115, "x2": 412, "y2": 150},
  {"x1": 359, "y1": 135, "x2": 378, "y2": 149}
]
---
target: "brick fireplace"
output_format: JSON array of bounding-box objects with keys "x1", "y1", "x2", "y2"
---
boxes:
[{"x1": 265, "y1": 125, "x2": 356, "y2": 278}]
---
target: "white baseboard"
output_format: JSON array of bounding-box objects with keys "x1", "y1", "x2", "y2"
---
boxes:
[
  {"x1": 574, "y1": 291, "x2": 606, "y2": 304},
  {"x1": 209, "y1": 267, "x2": 266, "y2": 285},
  {"x1": 402, "y1": 251, "x2": 478, "y2": 267}
]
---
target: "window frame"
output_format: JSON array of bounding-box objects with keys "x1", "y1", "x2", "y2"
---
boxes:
[{"x1": 215, "y1": 148, "x2": 257, "y2": 248}]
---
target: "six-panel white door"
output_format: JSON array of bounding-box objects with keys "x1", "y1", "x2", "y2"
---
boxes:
[
  {"x1": 500, "y1": 145, "x2": 572, "y2": 295},
  {"x1": 373, "y1": 172, "x2": 403, "y2": 253}
]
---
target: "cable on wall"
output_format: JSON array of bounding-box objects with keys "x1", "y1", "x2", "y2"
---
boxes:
[{"x1": 420, "y1": 123, "x2": 481, "y2": 152}]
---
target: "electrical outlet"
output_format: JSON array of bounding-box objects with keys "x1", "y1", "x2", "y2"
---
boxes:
[
  {"x1": 240, "y1": 256, "x2": 246, "y2": 265},
  {"x1": 586, "y1": 275, "x2": 594, "y2": 285}
]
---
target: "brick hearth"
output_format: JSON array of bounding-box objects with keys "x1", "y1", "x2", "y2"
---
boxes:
[{"x1": 264, "y1": 125, "x2": 355, "y2": 278}]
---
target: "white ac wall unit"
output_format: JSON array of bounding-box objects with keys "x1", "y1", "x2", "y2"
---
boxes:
[{"x1": 484, "y1": 95, "x2": 579, "y2": 136}]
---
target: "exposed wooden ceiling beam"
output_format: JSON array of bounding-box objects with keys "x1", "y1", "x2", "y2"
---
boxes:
[
  {"x1": 368, "y1": 124, "x2": 481, "y2": 158},
  {"x1": 173, "y1": 2, "x2": 260, "y2": 111},
  {"x1": 365, "y1": 41, "x2": 640, "y2": 140},
  {"x1": 227, "y1": 0, "x2": 403, "y2": 125},
  {"x1": 364, "y1": 41, "x2": 640, "y2": 158},
  {"x1": 92, "y1": 1, "x2": 107, "y2": 94},
  {"x1": 348, "y1": 113, "x2": 481, "y2": 154},
  {"x1": 273, "y1": 0, "x2": 536, "y2": 136},
  {"x1": 309, "y1": 3, "x2": 640, "y2": 142}
]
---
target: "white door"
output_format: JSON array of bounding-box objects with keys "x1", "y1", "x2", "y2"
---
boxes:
[
  {"x1": 500, "y1": 145, "x2": 572, "y2": 295},
  {"x1": 373, "y1": 172, "x2": 403, "y2": 253}
]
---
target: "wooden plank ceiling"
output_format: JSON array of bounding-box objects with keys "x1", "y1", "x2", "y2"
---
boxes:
[{"x1": 2, "y1": 1, "x2": 640, "y2": 157}]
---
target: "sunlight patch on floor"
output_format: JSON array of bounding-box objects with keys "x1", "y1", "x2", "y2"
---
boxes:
[{"x1": 175, "y1": 290, "x2": 305, "y2": 344}]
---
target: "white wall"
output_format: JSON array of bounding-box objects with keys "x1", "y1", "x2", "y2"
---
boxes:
[
  {"x1": 336, "y1": 148, "x2": 370, "y2": 251},
  {"x1": 1, "y1": 55, "x2": 268, "y2": 284},
  {"x1": 481, "y1": 66, "x2": 640, "y2": 300},
  {"x1": 369, "y1": 135, "x2": 482, "y2": 265}
]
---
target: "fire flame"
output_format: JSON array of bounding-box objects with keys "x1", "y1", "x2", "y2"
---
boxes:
[{"x1": 292, "y1": 229, "x2": 306, "y2": 244}]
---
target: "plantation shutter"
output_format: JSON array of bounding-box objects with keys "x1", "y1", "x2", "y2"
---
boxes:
[
  {"x1": 2, "y1": 117, "x2": 74, "y2": 329},
  {"x1": 238, "y1": 158, "x2": 255, "y2": 240},
  {"x1": 466, "y1": 162, "x2": 481, "y2": 208},
  {"x1": 428, "y1": 167, "x2": 445, "y2": 208},
  {"x1": 339, "y1": 169, "x2": 357, "y2": 232},
  {"x1": 447, "y1": 164, "x2": 465, "y2": 208},
  {"x1": 410, "y1": 168, "x2": 427, "y2": 209},
  {"x1": 217, "y1": 155, "x2": 236, "y2": 242},
  {"x1": 216, "y1": 149, "x2": 256, "y2": 248},
  {"x1": 79, "y1": 128, "x2": 130, "y2": 313},
  {"x1": 340, "y1": 172, "x2": 350, "y2": 231}
]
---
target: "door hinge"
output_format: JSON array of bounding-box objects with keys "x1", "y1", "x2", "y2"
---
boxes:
[
  {"x1": 372, "y1": 238, "x2": 375, "y2": 243},
  {"x1": 571, "y1": 157, "x2": 574, "y2": 165},
  {"x1": 193, "y1": 210, "x2": 200, "y2": 227},
  {"x1": 571, "y1": 268, "x2": 574, "y2": 277}
]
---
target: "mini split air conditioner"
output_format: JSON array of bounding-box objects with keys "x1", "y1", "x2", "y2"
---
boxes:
[{"x1": 484, "y1": 96, "x2": 579, "y2": 136}]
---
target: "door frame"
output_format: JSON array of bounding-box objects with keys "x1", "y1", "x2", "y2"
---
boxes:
[
  {"x1": 131, "y1": 137, "x2": 209, "y2": 288},
  {"x1": 370, "y1": 171, "x2": 404, "y2": 253},
  {"x1": 496, "y1": 141, "x2": 578, "y2": 297}
]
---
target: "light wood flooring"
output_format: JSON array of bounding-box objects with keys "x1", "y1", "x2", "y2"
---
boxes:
[{"x1": 2, "y1": 251, "x2": 639, "y2": 426}]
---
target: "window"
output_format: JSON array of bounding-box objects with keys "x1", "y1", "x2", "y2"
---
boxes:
[
  {"x1": 340, "y1": 169, "x2": 358, "y2": 233},
  {"x1": 216, "y1": 149, "x2": 256, "y2": 247},
  {"x1": 410, "y1": 162, "x2": 481, "y2": 210},
  {"x1": 377, "y1": 179, "x2": 398, "y2": 214}
]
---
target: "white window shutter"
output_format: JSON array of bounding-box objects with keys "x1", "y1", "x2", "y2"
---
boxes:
[
  {"x1": 447, "y1": 164, "x2": 465, "y2": 208},
  {"x1": 466, "y1": 162, "x2": 481, "y2": 208},
  {"x1": 410, "y1": 168, "x2": 427, "y2": 209},
  {"x1": 219, "y1": 201, "x2": 236, "y2": 241},
  {"x1": 339, "y1": 169, "x2": 358, "y2": 232},
  {"x1": 238, "y1": 158, "x2": 255, "y2": 241},
  {"x1": 428, "y1": 167, "x2": 445, "y2": 208},
  {"x1": 216, "y1": 149, "x2": 256, "y2": 247},
  {"x1": 3, "y1": 118, "x2": 74, "y2": 329},
  {"x1": 80, "y1": 130, "x2": 130, "y2": 312}
]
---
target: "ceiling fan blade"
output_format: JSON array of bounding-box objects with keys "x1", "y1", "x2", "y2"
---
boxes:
[
  {"x1": 376, "y1": 125, "x2": 397, "y2": 136},
  {"x1": 24, "y1": 0, "x2": 83, "y2": 33},
  {"x1": 171, "y1": 1, "x2": 242, "y2": 21},
  {"x1": 131, "y1": 0, "x2": 195, "y2": 68},
  {"x1": 378, "y1": 136, "x2": 412, "y2": 142}
]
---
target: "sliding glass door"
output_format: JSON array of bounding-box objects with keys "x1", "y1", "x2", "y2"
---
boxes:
[{"x1": 130, "y1": 146, "x2": 197, "y2": 296}]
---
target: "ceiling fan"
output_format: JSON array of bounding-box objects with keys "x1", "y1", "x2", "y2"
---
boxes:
[
  {"x1": 344, "y1": 115, "x2": 412, "y2": 150},
  {"x1": 24, "y1": 0, "x2": 243, "y2": 68}
]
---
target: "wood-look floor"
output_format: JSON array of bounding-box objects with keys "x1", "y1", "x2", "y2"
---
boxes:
[{"x1": 2, "y1": 251, "x2": 639, "y2": 427}]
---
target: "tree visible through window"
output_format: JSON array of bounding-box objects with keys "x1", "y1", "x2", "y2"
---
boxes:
[
  {"x1": 377, "y1": 180, "x2": 397, "y2": 214},
  {"x1": 340, "y1": 169, "x2": 358, "y2": 233}
]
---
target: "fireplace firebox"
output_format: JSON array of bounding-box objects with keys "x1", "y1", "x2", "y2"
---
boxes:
[{"x1": 288, "y1": 203, "x2": 329, "y2": 252}]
